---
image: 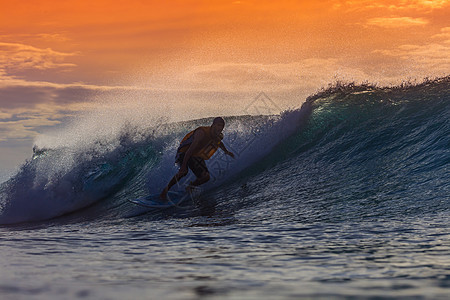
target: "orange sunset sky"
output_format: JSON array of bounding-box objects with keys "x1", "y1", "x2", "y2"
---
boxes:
[{"x1": 1, "y1": 0, "x2": 449, "y2": 178}]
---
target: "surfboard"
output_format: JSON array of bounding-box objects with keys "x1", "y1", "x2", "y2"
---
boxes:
[{"x1": 128, "y1": 191, "x2": 190, "y2": 208}]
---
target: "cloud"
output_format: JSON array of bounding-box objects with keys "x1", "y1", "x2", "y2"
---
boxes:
[
  {"x1": 402, "y1": 0, "x2": 449, "y2": 10},
  {"x1": 0, "y1": 42, "x2": 77, "y2": 72},
  {"x1": 35, "y1": 33, "x2": 71, "y2": 42},
  {"x1": 0, "y1": 33, "x2": 70, "y2": 43},
  {"x1": 341, "y1": 0, "x2": 450, "y2": 11},
  {"x1": 181, "y1": 63, "x2": 295, "y2": 90},
  {"x1": 0, "y1": 42, "x2": 83, "y2": 143},
  {"x1": 177, "y1": 59, "x2": 370, "y2": 93},
  {"x1": 432, "y1": 27, "x2": 450, "y2": 40},
  {"x1": 0, "y1": 118, "x2": 61, "y2": 142},
  {"x1": 0, "y1": 76, "x2": 151, "y2": 109},
  {"x1": 0, "y1": 97, "x2": 101, "y2": 143},
  {"x1": 0, "y1": 86, "x2": 57, "y2": 109},
  {"x1": 0, "y1": 80, "x2": 106, "y2": 143},
  {"x1": 366, "y1": 17, "x2": 428, "y2": 28},
  {"x1": 0, "y1": 111, "x2": 13, "y2": 119},
  {"x1": 373, "y1": 41, "x2": 450, "y2": 76}
]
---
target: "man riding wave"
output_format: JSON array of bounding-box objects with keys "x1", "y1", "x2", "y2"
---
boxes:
[{"x1": 160, "y1": 117, "x2": 235, "y2": 201}]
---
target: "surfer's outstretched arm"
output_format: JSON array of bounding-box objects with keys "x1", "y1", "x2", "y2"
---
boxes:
[{"x1": 219, "y1": 142, "x2": 235, "y2": 158}]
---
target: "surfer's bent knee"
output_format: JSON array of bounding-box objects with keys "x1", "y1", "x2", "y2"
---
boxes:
[{"x1": 202, "y1": 172, "x2": 210, "y2": 182}]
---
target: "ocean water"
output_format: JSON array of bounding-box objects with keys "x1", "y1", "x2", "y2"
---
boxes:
[{"x1": 0, "y1": 77, "x2": 449, "y2": 299}]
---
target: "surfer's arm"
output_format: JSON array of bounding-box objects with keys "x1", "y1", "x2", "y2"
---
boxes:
[{"x1": 219, "y1": 142, "x2": 235, "y2": 158}]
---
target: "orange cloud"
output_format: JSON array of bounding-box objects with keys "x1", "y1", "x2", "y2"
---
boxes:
[
  {"x1": 402, "y1": 0, "x2": 450, "y2": 10},
  {"x1": 432, "y1": 27, "x2": 450, "y2": 40},
  {"x1": 374, "y1": 39, "x2": 450, "y2": 77},
  {"x1": 0, "y1": 42, "x2": 77, "y2": 72},
  {"x1": 342, "y1": 0, "x2": 450, "y2": 11},
  {"x1": 366, "y1": 17, "x2": 428, "y2": 28}
]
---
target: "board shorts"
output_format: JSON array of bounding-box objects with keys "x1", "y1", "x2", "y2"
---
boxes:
[{"x1": 175, "y1": 152, "x2": 209, "y2": 178}]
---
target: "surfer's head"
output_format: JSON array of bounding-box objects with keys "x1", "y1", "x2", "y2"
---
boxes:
[
  {"x1": 211, "y1": 117, "x2": 225, "y2": 136},
  {"x1": 213, "y1": 117, "x2": 225, "y2": 126}
]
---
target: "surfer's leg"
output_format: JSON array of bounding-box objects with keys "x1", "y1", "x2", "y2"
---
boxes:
[
  {"x1": 190, "y1": 172, "x2": 210, "y2": 186},
  {"x1": 160, "y1": 171, "x2": 187, "y2": 200},
  {"x1": 186, "y1": 157, "x2": 209, "y2": 192},
  {"x1": 160, "y1": 152, "x2": 187, "y2": 200}
]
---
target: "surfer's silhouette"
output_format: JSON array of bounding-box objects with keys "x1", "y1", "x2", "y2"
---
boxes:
[{"x1": 160, "y1": 117, "x2": 235, "y2": 201}]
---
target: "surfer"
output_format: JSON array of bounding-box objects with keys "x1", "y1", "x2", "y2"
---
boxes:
[{"x1": 159, "y1": 117, "x2": 235, "y2": 201}]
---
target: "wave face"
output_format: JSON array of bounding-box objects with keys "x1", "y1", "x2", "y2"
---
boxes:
[
  {"x1": 229, "y1": 77, "x2": 449, "y2": 223},
  {"x1": 0, "y1": 77, "x2": 449, "y2": 225}
]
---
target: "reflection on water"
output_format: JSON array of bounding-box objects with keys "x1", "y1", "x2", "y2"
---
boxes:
[{"x1": 1, "y1": 213, "x2": 448, "y2": 299}]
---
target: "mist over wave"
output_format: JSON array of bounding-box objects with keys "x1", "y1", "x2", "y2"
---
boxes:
[
  {"x1": 0, "y1": 108, "x2": 308, "y2": 224},
  {"x1": 0, "y1": 76, "x2": 448, "y2": 225}
]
